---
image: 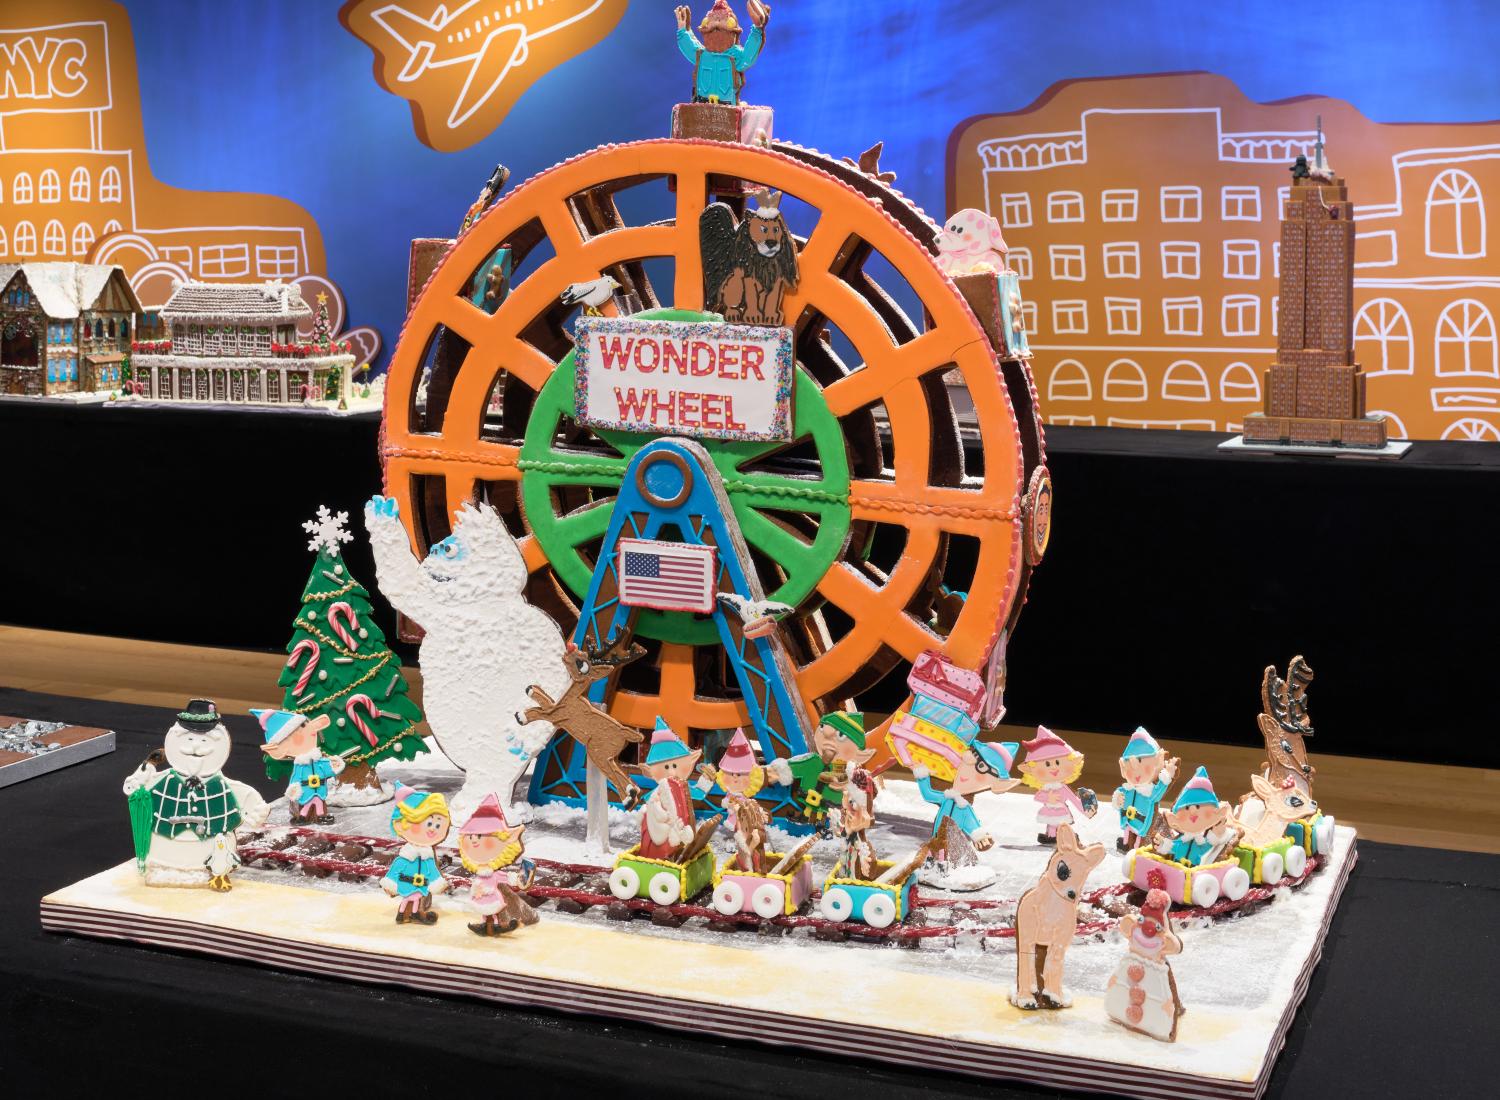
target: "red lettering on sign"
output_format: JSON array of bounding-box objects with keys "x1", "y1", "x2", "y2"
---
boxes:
[
  {"x1": 634, "y1": 338, "x2": 660, "y2": 372},
  {"x1": 741, "y1": 345, "x2": 765, "y2": 381},
  {"x1": 662, "y1": 337, "x2": 688, "y2": 376},
  {"x1": 599, "y1": 336, "x2": 633, "y2": 371},
  {"x1": 724, "y1": 395, "x2": 746, "y2": 431}
]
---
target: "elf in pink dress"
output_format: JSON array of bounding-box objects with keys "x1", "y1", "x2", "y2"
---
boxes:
[
  {"x1": 457, "y1": 793, "x2": 538, "y2": 937},
  {"x1": 1018, "y1": 727, "x2": 1097, "y2": 845}
]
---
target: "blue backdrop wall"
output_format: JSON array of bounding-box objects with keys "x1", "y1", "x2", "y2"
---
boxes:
[{"x1": 122, "y1": 0, "x2": 1500, "y2": 365}]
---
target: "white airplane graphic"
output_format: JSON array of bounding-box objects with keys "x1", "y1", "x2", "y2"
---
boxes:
[{"x1": 369, "y1": 0, "x2": 609, "y2": 131}]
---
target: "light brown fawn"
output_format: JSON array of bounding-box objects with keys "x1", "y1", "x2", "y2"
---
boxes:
[{"x1": 1011, "y1": 824, "x2": 1106, "y2": 1010}]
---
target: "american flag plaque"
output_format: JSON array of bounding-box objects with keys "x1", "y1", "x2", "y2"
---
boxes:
[{"x1": 617, "y1": 539, "x2": 718, "y2": 613}]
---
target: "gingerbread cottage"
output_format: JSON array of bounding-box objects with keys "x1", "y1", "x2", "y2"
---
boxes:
[{"x1": 0, "y1": 262, "x2": 141, "y2": 396}]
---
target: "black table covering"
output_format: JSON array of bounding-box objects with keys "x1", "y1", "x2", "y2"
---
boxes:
[
  {"x1": 2, "y1": 398, "x2": 1497, "y2": 766},
  {"x1": 0, "y1": 689, "x2": 1494, "y2": 1098}
]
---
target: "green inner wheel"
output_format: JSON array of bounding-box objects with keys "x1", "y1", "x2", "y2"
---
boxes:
[{"x1": 520, "y1": 308, "x2": 852, "y2": 645}]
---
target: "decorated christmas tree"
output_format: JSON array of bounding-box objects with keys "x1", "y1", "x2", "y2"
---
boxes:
[
  {"x1": 311, "y1": 292, "x2": 333, "y2": 351},
  {"x1": 269, "y1": 506, "x2": 428, "y2": 802}
]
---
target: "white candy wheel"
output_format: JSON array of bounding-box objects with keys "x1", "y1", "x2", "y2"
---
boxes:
[
  {"x1": 1190, "y1": 872, "x2": 1220, "y2": 908},
  {"x1": 862, "y1": 892, "x2": 898, "y2": 929},
  {"x1": 820, "y1": 887, "x2": 854, "y2": 923},
  {"x1": 1122, "y1": 850, "x2": 1138, "y2": 882},
  {"x1": 1285, "y1": 844, "x2": 1308, "y2": 878},
  {"x1": 1261, "y1": 851, "x2": 1285, "y2": 885},
  {"x1": 609, "y1": 865, "x2": 640, "y2": 900},
  {"x1": 751, "y1": 883, "x2": 786, "y2": 919},
  {"x1": 1315, "y1": 816, "x2": 1336, "y2": 853},
  {"x1": 1222, "y1": 866, "x2": 1251, "y2": 901},
  {"x1": 712, "y1": 879, "x2": 746, "y2": 916},
  {"x1": 649, "y1": 871, "x2": 682, "y2": 905}
]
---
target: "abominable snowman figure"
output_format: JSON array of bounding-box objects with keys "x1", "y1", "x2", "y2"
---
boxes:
[
  {"x1": 365, "y1": 496, "x2": 570, "y2": 822},
  {"x1": 123, "y1": 699, "x2": 270, "y2": 888}
]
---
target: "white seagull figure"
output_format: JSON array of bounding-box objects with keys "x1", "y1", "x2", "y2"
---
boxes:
[
  {"x1": 560, "y1": 275, "x2": 621, "y2": 316},
  {"x1": 717, "y1": 593, "x2": 796, "y2": 639}
]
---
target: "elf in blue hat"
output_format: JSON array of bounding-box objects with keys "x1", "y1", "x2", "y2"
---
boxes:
[
  {"x1": 1111, "y1": 727, "x2": 1179, "y2": 853},
  {"x1": 381, "y1": 784, "x2": 451, "y2": 924},
  {"x1": 638, "y1": 719, "x2": 705, "y2": 860},
  {"x1": 256, "y1": 709, "x2": 344, "y2": 824},
  {"x1": 1155, "y1": 767, "x2": 1236, "y2": 867}
]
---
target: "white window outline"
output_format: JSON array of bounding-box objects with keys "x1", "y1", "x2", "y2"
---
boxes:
[
  {"x1": 1102, "y1": 359, "x2": 1149, "y2": 402},
  {"x1": 38, "y1": 169, "x2": 60, "y2": 204},
  {"x1": 255, "y1": 244, "x2": 301, "y2": 279},
  {"x1": 1104, "y1": 297, "x2": 1141, "y2": 335},
  {"x1": 1221, "y1": 186, "x2": 1261, "y2": 221},
  {"x1": 1277, "y1": 185, "x2": 1290, "y2": 212},
  {"x1": 1102, "y1": 241, "x2": 1139, "y2": 279},
  {"x1": 100, "y1": 167, "x2": 123, "y2": 203},
  {"x1": 13, "y1": 172, "x2": 33, "y2": 204},
  {"x1": 1162, "y1": 296, "x2": 1203, "y2": 336},
  {"x1": 160, "y1": 246, "x2": 193, "y2": 271},
  {"x1": 1425, "y1": 168, "x2": 1485, "y2": 259},
  {"x1": 102, "y1": 219, "x2": 123, "y2": 237},
  {"x1": 0, "y1": 226, "x2": 7, "y2": 254},
  {"x1": 999, "y1": 192, "x2": 1032, "y2": 229},
  {"x1": 71, "y1": 222, "x2": 95, "y2": 256},
  {"x1": 1161, "y1": 240, "x2": 1199, "y2": 280},
  {"x1": 1273, "y1": 240, "x2": 1281, "y2": 278},
  {"x1": 1047, "y1": 190, "x2": 1085, "y2": 223},
  {"x1": 1221, "y1": 294, "x2": 1260, "y2": 337},
  {"x1": 1434, "y1": 299, "x2": 1498, "y2": 376},
  {"x1": 1101, "y1": 189, "x2": 1138, "y2": 222},
  {"x1": 1160, "y1": 185, "x2": 1201, "y2": 222},
  {"x1": 1162, "y1": 360, "x2": 1211, "y2": 402},
  {"x1": 199, "y1": 243, "x2": 250, "y2": 278},
  {"x1": 42, "y1": 219, "x2": 65, "y2": 255},
  {"x1": 1272, "y1": 294, "x2": 1279, "y2": 336},
  {"x1": 1048, "y1": 414, "x2": 1097, "y2": 427},
  {"x1": 1049, "y1": 244, "x2": 1086, "y2": 281},
  {"x1": 1224, "y1": 239, "x2": 1260, "y2": 280},
  {"x1": 0, "y1": 175, "x2": 5, "y2": 203},
  {"x1": 1051, "y1": 299, "x2": 1088, "y2": 334},
  {"x1": 69, "y1": 167, "x2": 90, "y2": 202},
  {"x1": 1008, "y1": 246, "x2": 1033, "y2": 280},
  {"x1": 1220, "y1": 362, "x2": 1261, "y2": 402},
  {"x1": 1353, "y1": 299, "x2": 1413, "y2": 376},
  {"x1": 1047, "y1": 359, "x2": 1092, "y2": 402}
]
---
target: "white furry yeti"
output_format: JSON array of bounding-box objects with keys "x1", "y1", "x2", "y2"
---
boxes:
[{"x1": 365, "y1": 495, "x2": 570, "y2": 822}]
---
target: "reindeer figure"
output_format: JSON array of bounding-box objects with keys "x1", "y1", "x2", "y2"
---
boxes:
[
  {"x1": 1257, "y1": 656, "x2": 1316, "y2": 795},
  {"x1": 522, "y1": 637, "x2": 647, "y2": 807},
  {"x1": 1233, "y1": 773, "x2": 1317, "y2": 848},
  {"x1": 1010, "y1": 824, "x2": 1106, "y2": 1011}
]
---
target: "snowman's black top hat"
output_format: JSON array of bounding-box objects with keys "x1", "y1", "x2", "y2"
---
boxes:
[{"x1": 176, "y1": 699, "x2": 222, "y2": 732}]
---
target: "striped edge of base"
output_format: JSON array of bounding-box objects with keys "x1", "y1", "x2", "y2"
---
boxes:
[{"x1": 40, "y1": 842, "x2": 1357, "y2": 1100}]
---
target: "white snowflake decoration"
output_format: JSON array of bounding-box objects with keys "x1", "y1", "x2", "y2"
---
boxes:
[{"x1": 303, "y1": 505, "x2": 355, "y2": 556}]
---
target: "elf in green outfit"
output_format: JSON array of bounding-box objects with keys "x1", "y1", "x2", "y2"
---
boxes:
[{"x1": 768, "y1": 711, "x2": 875, "y2": 833}]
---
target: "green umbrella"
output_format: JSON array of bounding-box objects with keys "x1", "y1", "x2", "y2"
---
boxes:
[{"x1": 128, "y1": 784, "x2": 153, "y2": 872}]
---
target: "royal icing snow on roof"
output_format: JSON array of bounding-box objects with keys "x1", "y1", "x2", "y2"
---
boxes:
[
  {"x1": 160, "y1": 280, "x2": 314, "y2": 324},
  {"x1": 0, "y1": 262, "x2": 138, "y2": 319}
]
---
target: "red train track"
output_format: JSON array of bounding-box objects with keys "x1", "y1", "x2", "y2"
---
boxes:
[{"x1": 237, "y1": 826, "x2": 1320, "y2": 943}]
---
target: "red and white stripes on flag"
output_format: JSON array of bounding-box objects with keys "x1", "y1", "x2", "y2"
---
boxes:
[{"x1": 617, "y1": 538, "x2": 718, "y2": 613}]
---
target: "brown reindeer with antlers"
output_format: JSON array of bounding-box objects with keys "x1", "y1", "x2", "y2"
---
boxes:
[
  {"x1": 522, "y1": 637, "x2": 647, "y2": 808},
  {"x1": 1255, "y1": 656, "x2": 1316, "y2": 796}
]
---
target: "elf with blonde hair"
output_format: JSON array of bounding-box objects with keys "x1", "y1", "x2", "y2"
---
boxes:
[
  {"x1": 381, "y1": 784, "x2": 451, "y2": 925},
  {"x1": 699, "y1": 728, "x2": 776, "y2": 872},
  {"x1": 1018, "y1": 727, "x2": 1097, "y2": 846},
  {"x1": 457, "y1": 793, "x2": 538, "y2": 937}
]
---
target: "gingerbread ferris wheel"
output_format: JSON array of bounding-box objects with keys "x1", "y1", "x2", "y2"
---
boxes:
[{"x1": 382, "y1": 138, "x2": 1047, "y2": 760}]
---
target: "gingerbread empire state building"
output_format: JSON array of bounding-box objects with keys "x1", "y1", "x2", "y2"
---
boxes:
[{"x1": 1243, "y1": 123, "x2": 1388, "y2": 449}]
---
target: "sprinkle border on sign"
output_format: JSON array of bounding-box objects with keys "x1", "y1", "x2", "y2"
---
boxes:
[{"x1": 572, "y1": 315, "x2": 795, "y2": 443}]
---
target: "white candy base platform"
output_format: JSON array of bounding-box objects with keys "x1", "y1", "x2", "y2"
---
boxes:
[{"x1": 42, "y1": 777, "x2": 1356, "y2": 1100}]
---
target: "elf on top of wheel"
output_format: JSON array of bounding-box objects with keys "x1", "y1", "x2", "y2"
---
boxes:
[{"x1": 379, "y1": 0, "x2": 1047, "y2": 829}]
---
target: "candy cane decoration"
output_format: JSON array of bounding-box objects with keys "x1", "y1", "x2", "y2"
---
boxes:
[
  {"x1": 285, "y1": 640, "x2": 321, "y2": 695},
  {"x1": 328, "y1": 602, "x2": 361, "y2": 650},
  {"x1": 346, "y1": 694, "x2": 386, "y2": 746}
]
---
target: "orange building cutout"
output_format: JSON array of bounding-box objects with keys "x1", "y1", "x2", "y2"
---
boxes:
[
  {"x1": 0, "y1": 0, "x2": 378, "y2": 362},
  {"x1": 949, "y1": 73, "x2": 1500, "y2": 441},
  {"x1": 340, "y1": 0, "x2": 628, "y2": 153}
]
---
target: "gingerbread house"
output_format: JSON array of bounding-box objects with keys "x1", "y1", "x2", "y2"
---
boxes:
[
  {"x1": 0, "y1": 262, "x2": 141, "y2": 396},
  {"x1": 132, "y1": 280, "x2": 352, "y2": 404}
]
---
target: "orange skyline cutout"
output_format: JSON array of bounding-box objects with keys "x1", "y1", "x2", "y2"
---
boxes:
[
  {"x1": 340, "y1": 0, "x2": 628, "y2": 153},
  {"x1": 949, "y1": 73, "x2": 1500, "y2": 442}
]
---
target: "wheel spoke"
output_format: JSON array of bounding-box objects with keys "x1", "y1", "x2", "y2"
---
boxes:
[
  {"x1": 737, "y1": 507, "x2": 822, "y2": 582},
  {"x1": 823, "y1": 330, "x2": 958, "y2": 416},
  {"x1": 554, "y1": 500, "x2": 615, "y2": 545},
  {"x1": 675, "y1": 169, "x2": 707, "y2": 310}
]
